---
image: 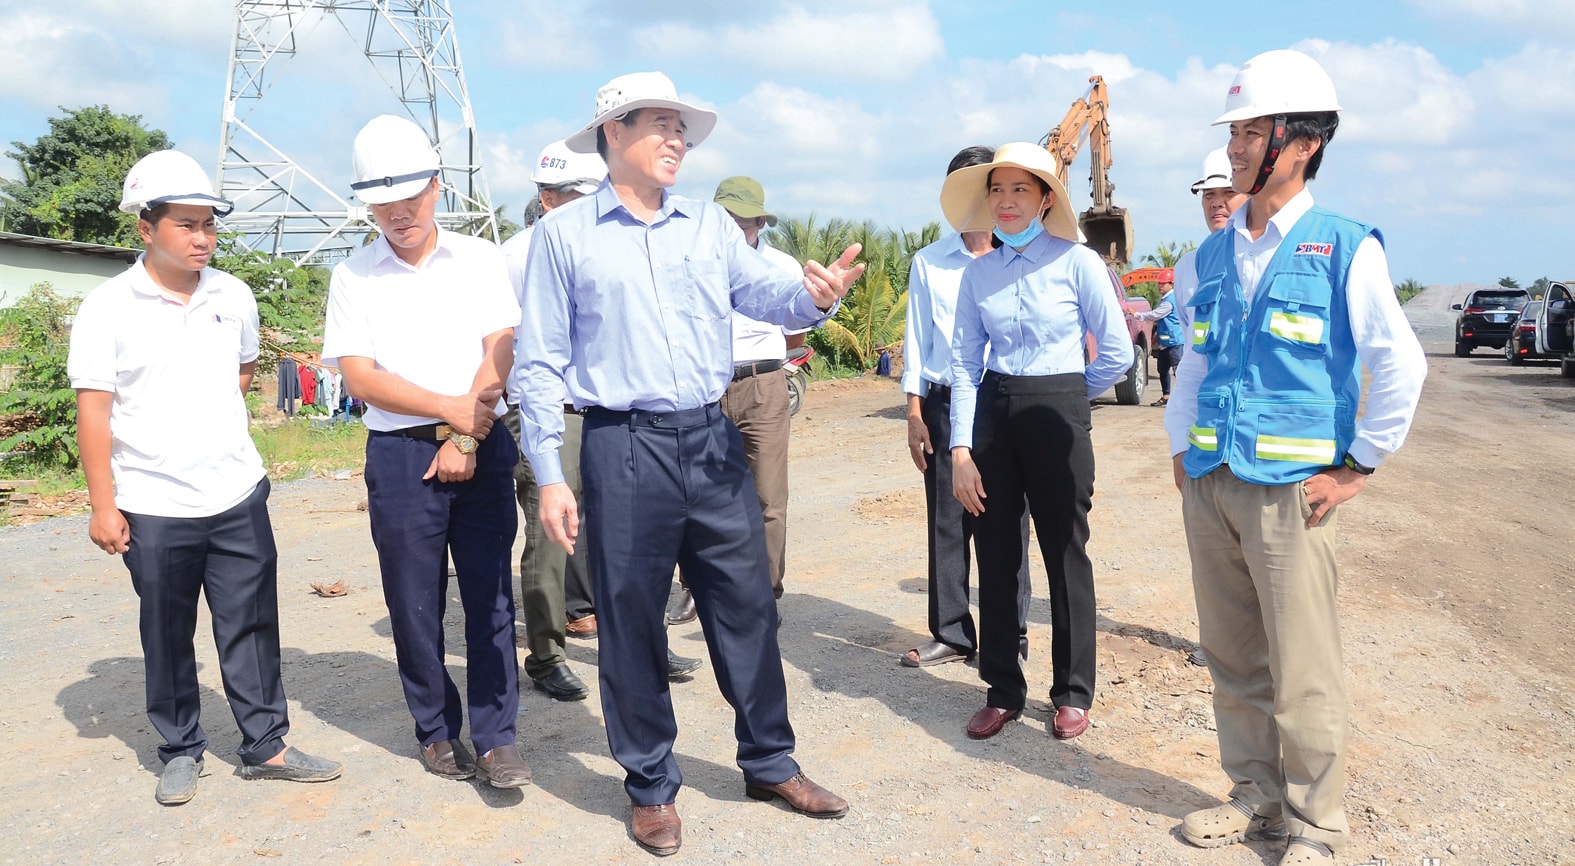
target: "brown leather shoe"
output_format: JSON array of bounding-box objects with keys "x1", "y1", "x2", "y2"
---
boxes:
[
  {"x1": 566, "y1": 614, "x2": 598, "y2": 639},
  {"x1": 744, "y1": 771, "x2": 849, "y2": 818},
  {"x1": 1052, "y1": 706, "x2": 1090, "y2": 740},
  {"x1": 967, "y1": 706, "x2": 1020, "y2": 740},
  {"x1": 630, "y1": 802, "x2": 682, "y2": 856},
  {"x1": 475, "y1": 743, "x2": 533, "y2": 789},
  {"x1": 667, "y1": 589, "x2": 697, "y2": 625},
  {"x1": 418, "y1": 739, "x2": 475, "y2": 780}
]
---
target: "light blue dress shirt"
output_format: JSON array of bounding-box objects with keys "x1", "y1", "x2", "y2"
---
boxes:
[
  {"x1": 949, "y1": 232, "x2": 1132, "y2": 449},
  {"x1": 901, "y1": 233, "x2": 979, "y2": 397},
  {"x1": 512, "y1": 181, "x2": 832, "y2": 485}
]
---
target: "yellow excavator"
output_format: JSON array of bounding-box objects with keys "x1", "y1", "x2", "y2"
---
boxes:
[{"x1": 1041, "y1": 75, "x2": 1133, "y2": 268}]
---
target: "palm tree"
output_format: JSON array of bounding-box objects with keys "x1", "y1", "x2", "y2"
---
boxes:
[
  {"x1": 1141, "y1": 240, "x2": 1196, "y2": 269},
  {"x1": 818, "y1": 263, "x2": 907, "y2": 370}
]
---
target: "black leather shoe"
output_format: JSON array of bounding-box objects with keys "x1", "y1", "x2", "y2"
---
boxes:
[
  {"x1": 667, "y1": 649, "x2": 702, "y2": 679},
  {"x1": 533, "y1": 664, "x2": 590, "y2": 701},
  {"x1": 667, "y1": 589, "x2": 697, "y2": 625}
]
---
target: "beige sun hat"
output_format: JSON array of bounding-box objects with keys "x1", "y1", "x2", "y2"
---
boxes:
[
  {"x1": 939, "y1": 141, "x2": 1078, "y2": 242},
  {"x1": 564, "y1": 71, "x2": 718, "y2": 154}
]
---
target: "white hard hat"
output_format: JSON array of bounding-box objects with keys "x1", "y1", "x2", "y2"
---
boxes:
[
  {"x1": 1213, "y1": 49, "x2": 1340, "y2": 125},
  {"x1": 531, "y1": 139, "x2": 606, "y2": 194},
  {"x1": 1190, "y1": 147, "x2": 1234, "y2": 193},
  {"x1": 118, "y1": 150, "x2": 232, "y2": 216},
  {"x1": 564, "y1": 71, "x2": 718, "y2": 154},
  {"x1": 351, "y1": 115, "x2": 441, "y2": 204}
]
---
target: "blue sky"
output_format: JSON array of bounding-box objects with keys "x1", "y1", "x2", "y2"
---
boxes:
[{"x1": 2, "y1": 0, "x2": 1572, "y2": 285}]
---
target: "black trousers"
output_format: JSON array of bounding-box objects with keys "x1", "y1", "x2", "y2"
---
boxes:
[
  {"x1": 921, "y1": 386, "x2": 1030, "y2": 657},
  {"x1": 1156, "y1": 345, "x2": 1184, "y2": 396},
  {"x1": 365, "y1": 428, "x2": 520, "y2": 754},
  {"x1": 971, "y1": 372, "x2": 1098, "y2": 712},
  {"x1": 582, "y1": 404, "x2": 798, "y2": 805},
  {"x1": 121, "y1": 478, "x2": 288, "y2": 767}
]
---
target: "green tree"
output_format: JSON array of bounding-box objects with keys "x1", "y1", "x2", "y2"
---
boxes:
[
  {"x1": 818, "y1": 264, "x2": 907, "y2": 370},
  {"x1": 1530, "y1": 276, "x2": 1551, "y2": 299},
  {"x1": 0, "y1": 284, "x2": 81, "y2": 469},
  {"x1": 1395, "y1": 278, "x2": 1426, "y2": 304},
  {"x1": 0, "y1": 106, "x2": 172, "y2": 246},
  {"x1": 210, "y1": 239, "x2": 331, "y2": 373},
  {"x1": 1497, "y1": 276, "x2": 1521, "y2": 289},
  {"x1": 1140, "y1": 240, "x2": 1196, "y2": 269}
]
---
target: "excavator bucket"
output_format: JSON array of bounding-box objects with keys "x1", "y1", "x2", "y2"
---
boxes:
[{"x1": 1079, "y1": 205, "x2": 1132, "y2": 269}]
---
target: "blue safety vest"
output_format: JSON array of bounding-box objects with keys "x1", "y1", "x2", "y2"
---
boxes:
[
  {"x1": 1182, "y1": 207, "x2": 1379, "y2": 485},
  {"x1": 1155, "y1": 289, "x2": 1183, "y2": 348}
]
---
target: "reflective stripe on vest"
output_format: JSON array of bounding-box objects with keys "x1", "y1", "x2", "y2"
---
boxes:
[
  {"x1": 1255, "y1": 434, "x2": 1337, "y2": 464},
  {"x1": 1269, "y1": 311, "x2": 1325, "y2": 344},
  {"x1": 1188, "y1": 425, "x2": 1218, "y2": 451},
  {"x1": 1192, "y1": 320, "x2": 1210, "y2": 346}
]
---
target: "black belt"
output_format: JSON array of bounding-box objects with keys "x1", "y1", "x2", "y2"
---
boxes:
[
  {"x1": 926, "y1": 383, "x2": 952, "y2": 400},
  {"x1": 583, "y1": 403, "x2": 718, "y2": 428},
  {"x1": 980, "y1": 370, "x2": 1084, "y2": 396},
  {"x1": 731, "y1": 359, "x2": 782, "y2": 381},
  {"x1": 380, "y1": 423, "x2": 454, "y2": 440}
]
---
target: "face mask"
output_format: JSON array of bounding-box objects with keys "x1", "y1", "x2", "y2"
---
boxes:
[{"x1": 993, "y1": 216, "x2": 1044, "y2": 249}]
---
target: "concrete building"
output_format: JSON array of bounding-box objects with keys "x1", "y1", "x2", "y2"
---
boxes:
[{"x1": 0, "y1": 232, "x2": 138, "y2": 309}]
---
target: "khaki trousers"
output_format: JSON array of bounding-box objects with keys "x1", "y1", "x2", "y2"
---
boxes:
[
  {"x1": 1182, "y1": 468, "x2": 1349, "y2": 851},
  {"x1": 719, "y1": 368, "x2": 791, "y2": 596},
  {"x1": 504, "y1": 407, "x2": 588, "y2": 679}
]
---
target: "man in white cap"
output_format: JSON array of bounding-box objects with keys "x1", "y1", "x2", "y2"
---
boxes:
[
  {"x1": 323, "y1": 115, "x2": 530, "y2": 789},
  {"x1": 1165, "y1": 51, "x2": 1426, "y2": 864},
  {"x1": 513, "y1": 71, "x2": 863, "y2": 856},
  {"x1": 501, "y1": 139, "x2": 603, "y2": 702},
  {"x1": 69, "y1": 150, "x2": 341, "y2": 805}
]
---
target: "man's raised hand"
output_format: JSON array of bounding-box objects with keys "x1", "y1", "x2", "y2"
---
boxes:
[{"x1": 804, "y1": 242, "x2": 867, "y2": 310}]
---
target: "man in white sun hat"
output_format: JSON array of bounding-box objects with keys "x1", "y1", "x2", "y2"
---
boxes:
[
  {"x1": 322, "y1": 114, "x2": 531, "y2": 789},
  {"x1": 1166, "y1": 50, "x2": 1426, "y2": 864},
  {"x1": 501, "y1": 139, "x2": 604, "y2": 703},
  {"x1": 68, "y1": 149, "x2": 342, "y2": 806},
  {"x1": 513, "y1": 71, "x2": 863, "y2": 856}
]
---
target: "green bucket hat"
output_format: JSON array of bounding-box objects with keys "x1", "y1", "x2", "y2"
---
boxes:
[{"x1": 713, "y1": 176, "x2": 778, "y2": 226}]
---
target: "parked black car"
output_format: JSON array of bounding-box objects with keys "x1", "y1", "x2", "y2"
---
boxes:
[
  {"x1": 1454, "y1": 288, "x2": 1533, "y2": 356},
  {"x1": 1503, "y1": 301, "x2": 1556, "y2": 365}
]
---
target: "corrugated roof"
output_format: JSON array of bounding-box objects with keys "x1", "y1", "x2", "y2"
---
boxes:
[{"x1": 0, "y1": 231, "x2": 140, "y2": 262}]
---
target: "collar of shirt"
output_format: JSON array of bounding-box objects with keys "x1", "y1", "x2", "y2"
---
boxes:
[
  {"x1": 593, "y1": 182, "x2": 699, "y2": 226},
  {"x1": 1229, "y1": 187, "x2": 1315, "y2": 248},
  {"x1": 990, "y1": 227, "x2": 1055, "y2": 267},
  {"x1": 126, "y1": 254, "x2": 218, "y2": 305},
  {"x1": 365, "y1": 227, "x2": 462, "y2": 272}
]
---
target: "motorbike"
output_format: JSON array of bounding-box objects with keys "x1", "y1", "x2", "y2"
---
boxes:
[{"x1": 783, "y1": 345, "x2": 814, "y2": 416}]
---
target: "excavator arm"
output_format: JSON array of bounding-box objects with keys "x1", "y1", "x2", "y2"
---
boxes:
[{"x1": 1041, "y1": 75, "x2": 1132, "y2": 267}]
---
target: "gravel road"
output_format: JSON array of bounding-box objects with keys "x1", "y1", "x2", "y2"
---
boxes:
[{"x1": 2, "y1": 286, "x2": 1571, "y2": 864}]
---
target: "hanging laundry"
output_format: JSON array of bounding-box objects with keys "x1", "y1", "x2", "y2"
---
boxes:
[
  {"x1": 277, "y1": 357, "x2": 301, "y2": 416},
  {"x1": 299, "y1": 364, "x2": 318, "y2": 405}
]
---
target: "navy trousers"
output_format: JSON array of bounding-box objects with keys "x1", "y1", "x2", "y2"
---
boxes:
[
  {"x1": 582, "y1": 404, "x2": 798, "y2": 805},
  {"x1": 365, "y1": 428, "x2": 520, "y2": 754},
  {"x1": 121, "y1": 478, "x2": 289, "y2": 767},
  {"x1": 921, "y1": 386, "x2": 1031, "y2": 658}
]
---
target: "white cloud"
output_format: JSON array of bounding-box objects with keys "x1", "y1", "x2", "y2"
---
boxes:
[
  {"x1": 0, "y1": 13, "x2": 166, "y2": 113},
  {"x1": 1406, "y1": 0, "x2": 1575, "y2": 37},
  {"x1": 1469, "y1": 43, "x2": 1575, "y2": 117},
  {"x1": 1295, "y1": 39, "x2": 1473, "y2": 146}
]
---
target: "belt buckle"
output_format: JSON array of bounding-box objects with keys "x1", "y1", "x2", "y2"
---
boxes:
[{"x1": 435, "y1": 424, "x2": 453, "y2": 440}]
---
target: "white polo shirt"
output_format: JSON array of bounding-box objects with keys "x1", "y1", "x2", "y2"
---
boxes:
[
  {"x1": 731, "y1": 239, "x2": 807, "y2": 364},
  {"x1": 322, "y1": 229, "x2": 520, "y2": 432},
  {"x1": 67, "y1": 258, "x2": 266, "y2": 518}
]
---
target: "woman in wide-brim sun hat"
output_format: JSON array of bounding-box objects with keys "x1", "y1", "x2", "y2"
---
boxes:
[{"x1": 941, "y1": 141, "x2": 1134, "y2": 744}]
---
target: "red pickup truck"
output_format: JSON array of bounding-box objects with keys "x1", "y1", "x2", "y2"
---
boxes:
[{"x1": 1085, "y1": 267, "x2": 1156, "y2": 404}]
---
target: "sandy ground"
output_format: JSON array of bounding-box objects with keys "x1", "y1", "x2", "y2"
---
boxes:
[{"x1": 2, "y1": 285, "x2": 1573, "y2": 865}]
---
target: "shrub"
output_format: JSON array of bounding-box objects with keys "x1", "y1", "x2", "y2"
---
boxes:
[{"x1": 0, "y1": 283, "x2": 81, "y2": 469}]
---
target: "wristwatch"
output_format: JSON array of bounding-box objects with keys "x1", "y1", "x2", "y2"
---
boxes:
[
  {"x1": 448, "y1": 432, "x2": 479, "y2": 455},
  {"x1": 1342, "y1": 454, "x2": 1375, "y2": 475}
]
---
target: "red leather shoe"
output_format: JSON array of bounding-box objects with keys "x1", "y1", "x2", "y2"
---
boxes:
[
  {"x1": 967, "y1": 706, "x2": 1020, "y2": 740},
  {"x1": 631, "y1": 803, "x2": 681, "y2": 856},
  {"x1": 1052, "y1": 706, "x2": 1090, "y2": 740}
]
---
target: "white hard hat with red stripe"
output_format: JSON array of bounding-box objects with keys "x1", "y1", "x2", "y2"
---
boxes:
[
  {"x1": 118, "y1": 150, "x2": 233, "y2": 216},
  {"x1": 1213, "y1": 49, "x2": 1341, "y2": 195}
]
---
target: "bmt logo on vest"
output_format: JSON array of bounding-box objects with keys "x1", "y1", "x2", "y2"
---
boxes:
[{"x1": 1295, "y1": 243, "x2": 1333, "y2": 257}]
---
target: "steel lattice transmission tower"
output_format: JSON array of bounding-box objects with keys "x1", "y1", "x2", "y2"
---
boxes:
[{"x1": 218, "y1": 0, "x2": 497, "y2": 263}]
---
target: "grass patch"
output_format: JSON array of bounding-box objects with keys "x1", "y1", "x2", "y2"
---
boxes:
[
  {"x1": 0, "y1": 458, "x2": 83, "y2": 495},
  {"x1": 251, "y1": 419, "x2": 367, "y2": 481}
]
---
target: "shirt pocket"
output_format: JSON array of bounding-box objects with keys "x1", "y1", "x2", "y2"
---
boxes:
[
  {"x1": 1185, "y1": 275, "x2": 1225, "y2": 356},
  {"x1": 681, "y1": 256, "x2": 732, "y2": 322},
  {"x1": 1261, "y1": 272, "x2": 1331, "y2": 358}
]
